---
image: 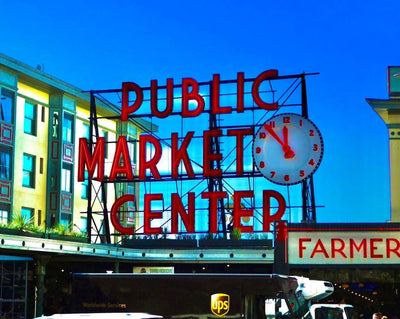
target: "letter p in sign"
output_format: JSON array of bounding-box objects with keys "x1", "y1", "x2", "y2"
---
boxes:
[{"x1": 211, "y1": 293, "x2": 230, "y2": 317}]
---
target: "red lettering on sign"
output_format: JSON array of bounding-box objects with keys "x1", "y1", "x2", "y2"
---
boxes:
[
  {"x1": 139, "y1": 134, "x2": 162, "y2": 180},
  {"x1": 121, "y1": 82, "x2": 143, "y2": 121},
  {"x1": 109, "y1": 136, "x2": 134, "y2": 181},
  {"x1": 202, "y1": 191, "x2": 227, "y2": 233},
  {"x1": 212, "y1": 74, "x2": 232, "y2": 115},
  {"x1": 78, "y1": 137, "x2": 104, "y2": 182},
  {"x1": 182, "y1": 78, "x2": 205, "y2": 117},
  {"x1": 251, "y1": 70, "x2": 279, "y2": 110},
  {"x1": 121, "y1": 69, "x2": 281, "y2": 120},
  {"x1": 171, "y1": 193, "x2": 195, "y2": 234},
  {"x1": 299, "y1": 238, "x2": 312, "y2": 258},
  {"x1": 233, "y1": 190, "x2": 254, "y2": 233},
  {"x1": 151, "y1": 78, "x2": 174, "y2": 118},
  {"x1": 331, "y1": 238, "x2": 346, "y2": 258},
  {"x1": 370, "y1": 238, "x2": 384, "y2": 258},
  {"x1": 203, "y1": 129, "x2": 223, "y2": 177},
  {"x1": 310, "y1": 239, "x2": 329, "y2": 258},
  {"x1": 88, "y1": 70, "x2": 302, "y2": 235},
  {"x1": 262, "y1": 190, "x2": 286, "y2": 232},
  {"x1": 144, "y1": 194, "x2": 163, "y2": 234},
  {"x1": 386, "y1": 238, "x2": 400, "y2": 258},
  {"x1": 295, "y1": 236, "x2": 400, "y2": 260},
  {"x1": 171, "y1": 132, "x2": 195, "y2": 178},
  {"x1": 349, "y1": 238, "x2": 367, "y2": 258},
  {"x1": 110, "y1": 194, "x2": 135, "y2": 235},
  {"x1": 237, "y1": 72, "x2": 244, "y2": 112},
  {"x1": 227, "y1": 128, "x2": 253, "y2": 175}
]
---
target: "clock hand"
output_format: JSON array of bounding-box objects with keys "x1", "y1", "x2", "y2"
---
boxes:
[
  {"x1": 264, "y1": 123, "x2": 295, "y2": 159},
  {"x1": 264, "y1": 123, "x2": 285, "y2": 146},
  {"x1": 282, "y1": 126, "x2": 295, "y2": 159},
  {"x1": 283, "y1": 126, "x2": 288, "y2": 145}
]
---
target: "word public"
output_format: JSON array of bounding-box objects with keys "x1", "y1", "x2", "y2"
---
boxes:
[{"x1": 78, "y1": 70, "x2": 287, "y2": 235}]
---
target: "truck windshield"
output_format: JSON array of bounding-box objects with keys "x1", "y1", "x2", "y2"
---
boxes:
[
  {"x1": 314, "y1": 306, "x2": 357, "y2": 319},
  {"x1": 344, "y1": 307, "x2": 357, "y2": 319},
  {"x1": 269, "y1": 290, "x2": 311, "y2": 319},
  {"x1": 283, "y1": 291, "x2": 311, "y2": 319}
]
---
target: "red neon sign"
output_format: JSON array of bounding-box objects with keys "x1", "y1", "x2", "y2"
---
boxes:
[
  {"x1": 121, "y1": 70, "x2": 279, "y2": 120},
  {"x1": 79, "y1": 69, "x2": 286, "y2": 235}
]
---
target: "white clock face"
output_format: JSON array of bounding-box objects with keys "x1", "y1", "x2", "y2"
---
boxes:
[{"x1": 253, "y1": 113, "x2": 324, "y2": 185}]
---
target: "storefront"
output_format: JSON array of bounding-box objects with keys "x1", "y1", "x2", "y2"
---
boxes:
[
  {"x1": 0, "y1": 255, "x2": 31, "y2": 318},
  {"x1": 280, "y1": 222, "x2": 400, "y2": 317}
]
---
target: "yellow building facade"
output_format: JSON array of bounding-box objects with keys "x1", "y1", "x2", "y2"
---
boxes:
[
  {"x1": 0, "y1": 53, "x2": 151, "y2": 241},
  {"x1": 367, "y1": 67, "x2": 400, "y2": 222}
]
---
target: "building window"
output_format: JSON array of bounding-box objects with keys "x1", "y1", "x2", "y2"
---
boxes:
[
  {"x1": 22, "y1": 154, "x2": 35, "y2": 188},
  {"x1": 127, "y1": 125, "x2": 137, "y2": 160},
  {"x1": 0, "y1": 209, "x2": 8, "y2": 224},
  {"x1": 100, "y1": 219, "x2": 104, "y2": 234},
  {"x1": 52, "y1": 112, "x2": 59, "y2": 139},
  {"x1": 61, "y1": 163, "x2": 72, "y2": 193},
  {"x1": 102, "y1": 130, "x2": 109, "y2": 159},
  {"x1": 101, "y1": 183, "x2": 107, "y2": 202},
  {"x1": 80, "y1": 217, "x2": 87, "y2": 233},
  {"x1": 24, "y1": 101, "x2": 36, "y2": 135},
  {"x1": 41, "y1": 105, "x2": 45, "y2": 122},
  {"x1": 0, "y1": 203, "x2": 10, "y2": 224},
  {"x1": 21, "y1": 207, "x2": 33, "y2": 222},
  {"x1": 81, "y1": 170, "x2": 88, "y2": 199},
  {"x1": 0, "y1": 148, "x2": 11, "y2": 180},
  {"x1": 62, "y1": 113, "x2": 74, "y2": 143},
  {"x1": 0, "y1": 88, "x2": 14, "y2": 124},
  {"x1": 61, "y1": 213, "x2": 71, "y2": 227},
  {"x1": 82, "y1": 123, "x2": 89, "y2": 139}
]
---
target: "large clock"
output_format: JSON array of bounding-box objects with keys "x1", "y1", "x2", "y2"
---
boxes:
[{"x1": 253, "y1": 113, "x2": 324, "y2": 185}]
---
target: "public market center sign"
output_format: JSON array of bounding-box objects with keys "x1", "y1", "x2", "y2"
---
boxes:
[{"x1": 77, "y1": 70, "x2": 296, "y2": 235}]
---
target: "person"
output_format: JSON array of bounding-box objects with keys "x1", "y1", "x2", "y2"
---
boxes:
[{"x1": 373, "y1": 313, "x2": 383, "y2": 319}]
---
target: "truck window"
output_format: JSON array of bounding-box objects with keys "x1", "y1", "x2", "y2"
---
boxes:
[
  {"x1": 315, "y1": 307, "x2": 344, "y2": 319},
  {"x1": 344, "y1": 307, "x2": 357, "y2": 319}
]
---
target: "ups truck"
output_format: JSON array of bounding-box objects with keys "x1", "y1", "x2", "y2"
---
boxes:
[{"x1": 34, "y1": 273, "x2": 356, "y2": 319}]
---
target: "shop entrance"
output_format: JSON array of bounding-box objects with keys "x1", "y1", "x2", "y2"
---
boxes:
[{"x1": 0, "y1": 255, "x2": 31, "y2": 318}]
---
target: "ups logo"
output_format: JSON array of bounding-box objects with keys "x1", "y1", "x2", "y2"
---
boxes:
[{"x1": 211, "y1": 293, "x2": 230, "y2": 317}]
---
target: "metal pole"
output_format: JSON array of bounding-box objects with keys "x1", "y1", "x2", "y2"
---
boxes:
[
  {"x1": 209, "y1": 82, "x2": 227, "y2": 238},
  {"x1": 88, "y1": 92, "x2": 111, "y2": 243},
  {"x1": 301, "y1": 75, "x2": 317, "y2": 222},
  {"x1": 87, "y1": 92, "x2": 94, "y2": 243}
]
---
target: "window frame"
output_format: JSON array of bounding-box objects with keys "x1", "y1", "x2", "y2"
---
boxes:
[
  {"x1": 23, "y1": 101, "x2": 37, "y2": 135},
  {"x1": 20, "y1": 207, "x2": 34, "y2": 223},
  {"x1": 61, "y1": 163, "x2": 72, "y2": 193},
  {"x1": 0, "y1": 147, "x2": 11, "y2": 180},
  {"x1": 0, "y1": 87, "x2": 15, "y2": 124},
  {"x1": 0, "y1": 209, "x2": 8, "y2": 224},
  {"x1": 22, "y1": 153, "x2": 35, "y2": 188},
  {"x1": 62, "y1": 112, "x2": 74, "y2": 143}
]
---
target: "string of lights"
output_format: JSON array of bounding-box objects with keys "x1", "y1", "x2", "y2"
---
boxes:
[{"x1": 334, "y1": 282, "x2": 375, "y2": 303}]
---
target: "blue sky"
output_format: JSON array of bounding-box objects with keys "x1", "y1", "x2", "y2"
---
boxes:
[{"x1": 0, "y1": 0, "x2": 399, "y2": 224}]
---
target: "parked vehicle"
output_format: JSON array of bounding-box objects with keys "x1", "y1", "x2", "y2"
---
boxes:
[
  {"x1": 34, "y1": 273, "x2": 355, "y2": 319},
  {"x1": 294, "y1": 277, "x2": 356, "y2": 319},
  {"x1": 309, "y1": 304, "x2": 356, "y2": 319}
]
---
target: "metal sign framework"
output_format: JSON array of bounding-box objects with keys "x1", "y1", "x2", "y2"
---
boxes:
[{"x1": 85, "y1": 72, "x2": 319, "y2": 243}]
